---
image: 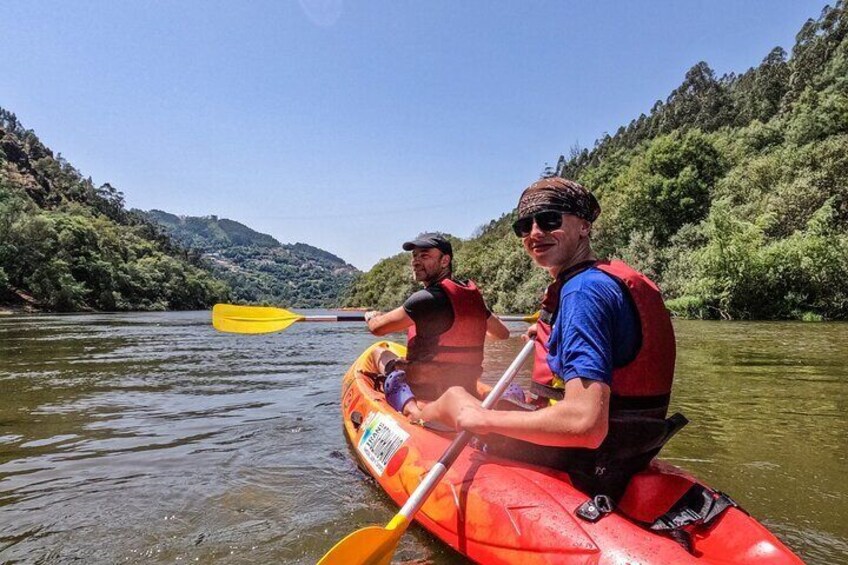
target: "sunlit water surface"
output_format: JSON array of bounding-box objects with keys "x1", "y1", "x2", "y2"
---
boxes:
[{"x1": 1, "y1": 312, "x2": 845, "y2": 564}]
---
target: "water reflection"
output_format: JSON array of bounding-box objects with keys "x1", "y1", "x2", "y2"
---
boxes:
[{"x1": 0, "y1": 313, "x2": 845, "y2": 563}]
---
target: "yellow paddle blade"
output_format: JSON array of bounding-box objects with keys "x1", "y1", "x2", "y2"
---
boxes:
[
  {"x1": 500, "y1": 311, "x2": 541, "y2": 323},
  {"x1": 316, "y1": 524, "x2": 405, "y2": 565},
  {"x1": 524, "y1": 310, "x2": 541, "y2": 323},
  {"x1": 211, "y1": 304, "x2": 304, "y2": 334}
]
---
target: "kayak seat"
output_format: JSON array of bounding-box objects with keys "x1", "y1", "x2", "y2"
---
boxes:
[{"x1": 613, "y1": 467, "x2": 742, "y2": 554}]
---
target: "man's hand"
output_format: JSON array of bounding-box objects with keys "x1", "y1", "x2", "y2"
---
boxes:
[
  {"x1": 454, "y1": 402, "x2": 491, "y2": 434},
  {"x1": 364, "y1": 310, "x2": 382, "y2": 323},
  {"x1": 366, "y1": 306, "x2": 414, "y2": 336},
  {"x1": 523, "y1": 323, "x2": 538, "y2": 341}
]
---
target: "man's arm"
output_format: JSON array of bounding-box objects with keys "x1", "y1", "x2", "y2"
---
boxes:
[
  {"x1": 486, "y1": 314, "x2": 511, "y2": 340},
  {"x1": 451, "y1": 377, "x2": 610, "y2": 449},
  {"x1": 366, "y1": 306, "x2": 414, "y2": 336}
]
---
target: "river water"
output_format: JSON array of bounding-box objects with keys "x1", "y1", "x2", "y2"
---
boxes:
[{"x1": 0, "y1": 311, "x2": 845, "y2": 564}]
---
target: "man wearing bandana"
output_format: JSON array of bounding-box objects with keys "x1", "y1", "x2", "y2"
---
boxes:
[{"x1": 421, "y1": 177, "x2": 684, "y2": 501}]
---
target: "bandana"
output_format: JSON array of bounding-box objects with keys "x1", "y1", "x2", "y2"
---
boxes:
[{"x1": 516, "y1": 177, "x2": 601, "y2": 222}]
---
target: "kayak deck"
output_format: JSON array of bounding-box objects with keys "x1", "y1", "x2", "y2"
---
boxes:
[{"x1": 341, "y1": 341, "x2": 802, "y2": 564}]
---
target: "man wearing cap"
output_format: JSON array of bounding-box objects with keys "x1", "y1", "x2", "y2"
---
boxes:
[
  {"x1": 364, "y1": 233, "x2": 511, "y2": 421},
  {"x1": 420, "y1": 178, "x2": 683, "y2": 500}
]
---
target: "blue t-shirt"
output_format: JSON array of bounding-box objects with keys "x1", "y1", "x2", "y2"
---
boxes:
[{"x1": 546, "y1": 267, "x2": 640, "y2": 385}]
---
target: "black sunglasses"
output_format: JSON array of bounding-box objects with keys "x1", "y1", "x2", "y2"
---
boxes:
[{"x1": 512, "y1": 210, "x2": 564, "y2": 237}]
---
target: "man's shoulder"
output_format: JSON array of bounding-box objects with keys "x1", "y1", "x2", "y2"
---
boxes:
[
  {"x1": 404, "y1": 286, "x2": 450, "y2": 312},
  {"x1": 559, "y1": 267, "x2": 638, "y2": 336},
  {"x1": 563, "y1": 266, "x2": 623, "y2": 296}
]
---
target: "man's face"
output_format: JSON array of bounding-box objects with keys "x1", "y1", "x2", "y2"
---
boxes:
[
  {"x1": 521, "y1": 213, "x2": 590, "y2": 271},
  {"x1": 410, "y1": 247, "x2": 449, "y2": 283}
]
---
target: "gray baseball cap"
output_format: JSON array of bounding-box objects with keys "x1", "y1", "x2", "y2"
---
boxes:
[{"x1": 402, "y1": 233, "x2": 453, "y2": 256}]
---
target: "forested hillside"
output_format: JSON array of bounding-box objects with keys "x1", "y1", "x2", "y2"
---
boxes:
[
  {"x1": 143, "y1": 210, "x2": 360, "y2": 308},
  {"x1": 346, "y1": 2, "x2": 848, "y2": 321},
  {"x1": 0, "y1": 109, "x2": 228, "y2": 311}
]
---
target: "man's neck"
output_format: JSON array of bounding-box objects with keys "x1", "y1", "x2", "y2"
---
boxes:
[
  {"x1": 422, "y1": 271, "x2": 451, "y2": 287},
  {"x1": 548, "y1": 245, "x2": 596, "y2": 278}
]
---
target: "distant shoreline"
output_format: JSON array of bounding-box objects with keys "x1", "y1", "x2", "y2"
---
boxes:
[
  {"x1": 0, "y1": 305, "x2": 30, "y2": 315},
  {"x1": 0, "y1": 304, "x2": 362, "y2": 315},
  {"x1": 0, "y1": 304, "x2": 836, "y2": 322}
]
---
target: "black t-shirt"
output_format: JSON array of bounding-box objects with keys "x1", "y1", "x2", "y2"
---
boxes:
[{"x1": 402, "y1": 280, "x2": 490, "y2": 337}]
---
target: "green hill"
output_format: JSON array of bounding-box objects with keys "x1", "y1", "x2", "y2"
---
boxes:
[
  {"x1": 0, "y1": 109, "x2": 228, "y2": 312},
  {"x1": 142, "y1": 211, "x2": 360, "y2": 308},
  {"x1": 144, "y1": 210, "x2": 281, "y2": 249},
  {"x1": 347, "y1": 2, "x2": 848, "y2": 321}
]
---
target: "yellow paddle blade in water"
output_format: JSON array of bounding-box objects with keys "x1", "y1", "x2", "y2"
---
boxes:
[
  {"x1": 317, "y1": 518, "x2": 408, "y2": 565},
  {"x1": 500, "y1": 311, "x2": 540, "y2": 323},
  {"x1": 523, "y1": 310, "x2": 540, "y2": 323},
  {"x1": 211, "y1": 304, "x2": 304, "y2": 334}
]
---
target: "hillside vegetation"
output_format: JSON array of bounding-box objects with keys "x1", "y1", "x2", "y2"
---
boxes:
[
  {"x1": 144, "y1": 210, "x2": 359, "y2": 308},
  {"x1": 0, "y1": 110, "x2": 228, "y2": 311},
  {"x1": 347, "y1": 2, "x2": 848, "y2": 321},
  {"x1": 0, "y1": 111, "x2": 359, "y2": 312}
]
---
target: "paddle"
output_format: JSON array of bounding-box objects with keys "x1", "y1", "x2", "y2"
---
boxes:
[
  {"x1": 212, "y1": 303, "x2": 538, "y2": 334},
  {"x1": 212, "y1": 304, "x2": 366, "y2": 334},
  {"x1": 317, "y1": 339, "x2": 536, "y2": 565}
]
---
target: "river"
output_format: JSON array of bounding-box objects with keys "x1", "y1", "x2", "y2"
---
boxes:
[{"x1": 0, "y1": 311, "x2": 845, "y2": 564}]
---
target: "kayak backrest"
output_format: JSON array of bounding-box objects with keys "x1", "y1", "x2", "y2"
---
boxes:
[{"x1": 617, "y1": 467, "x2": 696, "y2": 523}]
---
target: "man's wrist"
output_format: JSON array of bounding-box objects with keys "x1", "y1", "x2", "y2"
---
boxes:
[
  {"x1": 475, "y1": 410, "x2": 495, "y2": 435},
  {"x1": 364, "y1": 310, "x2": 381, "y2": 322}
]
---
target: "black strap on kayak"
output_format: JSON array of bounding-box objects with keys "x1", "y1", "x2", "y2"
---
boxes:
[
  {"x1": 651, "y1": 485, "x2": 739, "y2": 532},
  {"x1": 575, "y1": 483, "x2": 741, "y2": 554}
]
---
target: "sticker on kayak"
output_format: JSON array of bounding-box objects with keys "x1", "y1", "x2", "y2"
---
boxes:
[{"x1": 357, "y1": 412, "x2": 410, "y2": 476}]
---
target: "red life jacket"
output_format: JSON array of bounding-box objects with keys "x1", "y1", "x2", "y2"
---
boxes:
[
  {"x1": 531, "y1": 259, "x2": 676, "y2": 407},
  {"x1": 406, "y1": 278, "x2": 488, "y2": 399},
  {"x1": 489, "y1": 259, "x2": 684, "y2": 501}
]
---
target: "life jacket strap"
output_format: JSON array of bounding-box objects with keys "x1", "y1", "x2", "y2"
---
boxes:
[
  {"x1": 530, "y1": 380, "x2": 564, "y2": 400},
  {"x1": 529, "y1": 381, "x2": 672, "y2": 413},
  {"x1": 608, "y1": 412, "x2": 688, "y2": 462},
  {"x1": 610, "y1": 393, "x2": 671, "y2": 412},
  {"x1": 430, "y1": 344, "x2": 485, "y2": 353}
]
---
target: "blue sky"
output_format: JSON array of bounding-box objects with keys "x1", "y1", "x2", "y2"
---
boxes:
[{"x1": 1, "y1": 1, "x2": 828, "y2": 270}]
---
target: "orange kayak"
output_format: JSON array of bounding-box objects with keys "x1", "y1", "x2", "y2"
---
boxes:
[{"x1": 341, "y1": 341, "x2": 803, "y2": 564}]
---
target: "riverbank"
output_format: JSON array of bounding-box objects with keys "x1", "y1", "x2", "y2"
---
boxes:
[{"x1": 1, "y1": 306, "x2": 40, "y2": 315}]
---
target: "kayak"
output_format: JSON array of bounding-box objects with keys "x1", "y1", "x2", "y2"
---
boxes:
[{"x1": 340, "y1": 341, "x2": 804, "y2": 564}]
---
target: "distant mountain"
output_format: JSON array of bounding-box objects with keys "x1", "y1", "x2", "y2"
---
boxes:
[
  {"x1": 142, "y1": 210, "x2": 360, "y2": 308},
  {"x1": 144, "y1": 210, "x2": 280, "y2": 249}
]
